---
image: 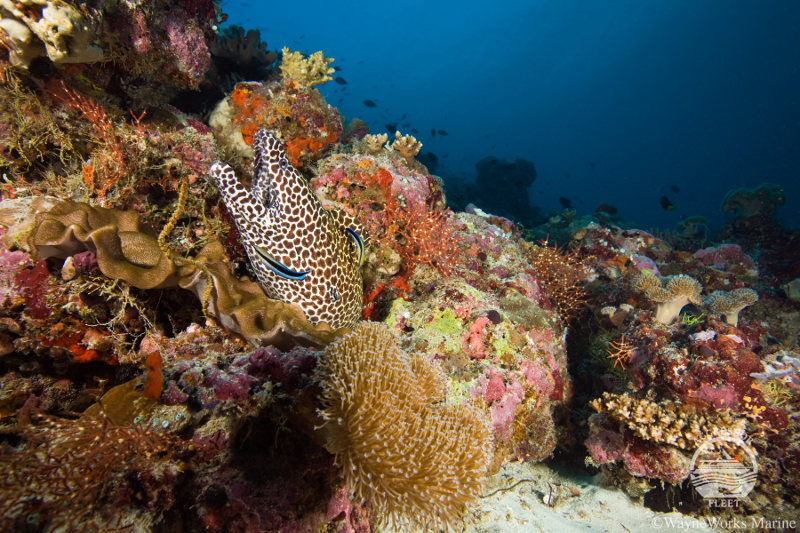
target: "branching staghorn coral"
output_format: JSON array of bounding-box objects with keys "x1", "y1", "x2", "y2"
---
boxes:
[
  {"x1": 633, "y1": 271, "x2": 702, "y2": 324},
  {"x1": 316, "y1": 321, "x2": 493, "y2": 530},
  {"x1": 279, "y1": 46, "x2": 334, "y2": 86},
  {"x1": 591, "y1": 392, "x2": 746, "y2": 450}
]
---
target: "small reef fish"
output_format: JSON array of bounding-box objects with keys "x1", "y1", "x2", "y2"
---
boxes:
[
  {"x1": 559, "y1": 197, "x2": 573, "y2": 209},
  {"x1": 385, "y1": 123, "x2": 397, "y2": 134},
  {"x1": 660, "y1": 195, "x2": 675, "y2": 211},
  {"x1": 363, "y1": 99, "x2": 377, "y2": 107},
  {"x1": 437, "y1": 129, "x2": 449, "y2": 136},
  {"x1": 589, "y1": 161, "x2": 596, "y2": 169},
  {"x1": 208, "y1": 130, "x2": 364, "y2": 329},
  {"x1": 334, "y1": 76, "x2": 347, "y2": 85},
  {"x1": 431, "y1": 128, "x2": 436, "y2": 137}
]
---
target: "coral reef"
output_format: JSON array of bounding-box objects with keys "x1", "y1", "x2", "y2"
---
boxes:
[
  {"x1": 316, "y1": 321, "x2": 493, "y2": 530},
  {"x1": 388, "y1": 130, "x2": 423, "y2": 160},
  {"x1": 591, "y1": 392, "x2": 746, "y2": 450},
  {"x1": 209, "y1": 79, "x2": 342, "y2": 168},
  {"x1": 361, "y1": 132, "x2": 388, "y2": 154},
  {"x1": 1, "y1": 14, "x2": 798, "y2": 531},
  {"x1": 0, "y1": 411, "x2": 183, "y2": 531},
  {"x1": 7, "y1": 198, "x2": 339, "y2": 347}
]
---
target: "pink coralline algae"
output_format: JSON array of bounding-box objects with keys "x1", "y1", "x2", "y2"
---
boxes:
[
  {"x1": 164, "y1": 18, "x2": 212, "y2": 87},
  {"x1": 71, "y1": 251, "x2": 98, "y2": 275},
  {"x1": 693, "y1": 243, "x2": 756, "y2": 272},
  {"x1": 325, "y1": 486, "x2": 371, "y2": 533},
  {"x1": 129, "y1": 11, "x2": 152, "y2": 54},
  {"x1": 688, "y1": 383, "x2": 739, "y2": 409},
  {"x1": 586, "y1": 415, "x2": 690, "y2": 484},
  {"x1": 473, "y1": 369, "x2": 525, "y2": 440},
  {"x1": 14, "y1": 260, "x2": 51, "y2": 320},
  {"x1": 463, "y1": 316, "x2": 491, "y2": 358},
  {"x1": 520, "y1": 359, "x2": 555, "y2": 399},
  {"x1": 630, "y1": 254, "x2": 660, "y2": 275},
  {"x1": 0, "y1": 245, "x2": 32, "y2": 307},
  {"x1": 240, "y1": 346, "x2": 317, "y2": 393},
  {"x1": 162, "y1": 346, "x2": 318, "y2": 408}
]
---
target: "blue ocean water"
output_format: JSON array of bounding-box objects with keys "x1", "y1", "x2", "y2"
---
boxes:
[{"x1": 221, "y1": 0, "x2": 800, "y2": 232}]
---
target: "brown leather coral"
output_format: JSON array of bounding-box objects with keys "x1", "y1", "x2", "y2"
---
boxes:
[
  {"x1": 633, "y1": 271, "x2": 703, "y2": 324},
  {"x1": 179, "y1": 241, "x2": 338, "y2": 348},
  {"x1": 11, "y1": 199, "x2": 338, "y2": 348},
  {"x1": 27, "y1": 200, "x2": 179, "y2": 289}
]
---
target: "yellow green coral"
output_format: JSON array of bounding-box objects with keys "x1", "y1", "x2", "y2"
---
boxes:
[{"x1": 279, "y1": 46, "x2": 334, "y2": 86}]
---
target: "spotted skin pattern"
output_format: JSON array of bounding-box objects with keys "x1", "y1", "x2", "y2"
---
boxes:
[{"x1": 209, "y1": 130, "x2": 363, "y2": 329}]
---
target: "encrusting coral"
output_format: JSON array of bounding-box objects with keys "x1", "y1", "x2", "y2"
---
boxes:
[
  {"x1": 0, "y1": 0, "x2": 104, "y2": 67},
  {"x1": 633, "y1": 271, "x2": 703, "y2": 324},
  {"x1": 316, "y1": 321, "x2": 493, "y2": 531},
  {"x1": 279, "y1": 46, "x2": 334, "y2": 87},
  {"x1": 704, "y1": 288, "x2": 759, "y2": 326},
  {"x1": 591, "y1": 392, "x2": 746, "y2": 450}
]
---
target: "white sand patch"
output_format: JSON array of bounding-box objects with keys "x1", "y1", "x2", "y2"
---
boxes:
[{"x1": 461, "y1": 461, "x2": 715, "y2": 533}]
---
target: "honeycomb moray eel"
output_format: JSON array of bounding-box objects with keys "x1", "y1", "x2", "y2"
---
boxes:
[{"x1": 209, "y1": 130, "x2": 364, "y2": 329}]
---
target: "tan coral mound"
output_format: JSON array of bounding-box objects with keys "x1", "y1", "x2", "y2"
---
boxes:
[
  {"x1": 704, "y1": 288, "x2": 758, "y2": 326},
  {"x1": 633, "y1": 271, "x2": 702, "y2": 324},
  {"x1": 316, "y1": 321, "x2": 493, "y2": 530}
]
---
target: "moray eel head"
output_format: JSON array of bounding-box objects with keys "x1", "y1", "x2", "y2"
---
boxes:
[{"x1": 209, "y1": 130, "x2": 363, "y2": 329}]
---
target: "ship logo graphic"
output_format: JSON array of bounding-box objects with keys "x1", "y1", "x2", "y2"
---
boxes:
[{"x1": 690, "y1": 436, "x2": 758, "y2": 499}]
